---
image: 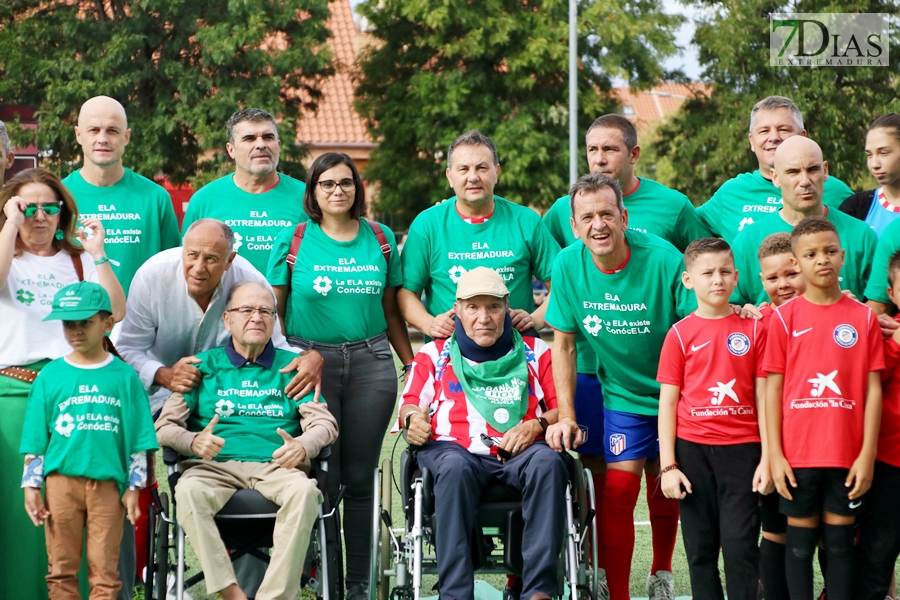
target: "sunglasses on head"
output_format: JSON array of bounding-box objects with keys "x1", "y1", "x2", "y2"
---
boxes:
[{"x1": 23, "y1": 201, "x2": 63, "y2": 217}]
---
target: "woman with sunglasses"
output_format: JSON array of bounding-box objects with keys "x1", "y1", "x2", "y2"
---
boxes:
[
  {"x1": 0, "y1": 168, "x2": 125, "y2": 600},
  {"x1": 267, "y1": 152, "x2": 414, "y2": 600}
]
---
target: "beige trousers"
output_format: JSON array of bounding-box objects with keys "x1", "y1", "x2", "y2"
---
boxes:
[
  {"x1": 44, "y1": 475, "x2": 125, "y2": 600},
  {"x1": 174, "y1": 460, "x2": 322, "y2": 599}
]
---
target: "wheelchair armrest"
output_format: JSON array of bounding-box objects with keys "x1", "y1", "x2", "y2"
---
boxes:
[
  {"x1": 313, "y1": 444, "x2": 331, "y2": 462},
  {"x1": 162, "y1": 446, "x2": 183, "y2": 466}
]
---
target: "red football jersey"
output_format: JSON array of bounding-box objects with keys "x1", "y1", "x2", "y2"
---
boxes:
[
  {"x1": 879, "y1": 316, "x2": 900, "y2": 468},
  {"x1": 400, "y1": 336, "x2": 556, "y2": 455},
  {"x1": 657, "y1": 313, "x2": 766, "y2": 445},
  {"x1": 763, "y1": 295, "x2": 885, "y2": 468}
]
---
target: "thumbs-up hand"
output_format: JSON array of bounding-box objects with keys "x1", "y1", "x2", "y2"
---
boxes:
[
  {"x1": 272, "y1": 428, "x2": 307, "y2": 470},
  {"x1": 190, "y1": 415, "x2": 225, "y2": 460}
]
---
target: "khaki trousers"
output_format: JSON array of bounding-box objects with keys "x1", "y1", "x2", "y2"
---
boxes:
[
  {"x1": 44, "y1": 475, "x2": 125, "y2": 600},
  {"x1": 174, "y1": 460, "x2": 322, "y2": 599}
]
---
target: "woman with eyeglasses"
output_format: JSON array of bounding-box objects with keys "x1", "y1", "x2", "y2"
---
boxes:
[
  {"x1": 267, "y1": 152, "x2": 414, "y2": 600},
  {"x1": 0, "y1": 167, "x2": 125, "y2": 599}
]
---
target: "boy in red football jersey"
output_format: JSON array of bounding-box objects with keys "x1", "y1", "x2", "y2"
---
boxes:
[
  {"x1": 765, "y1": 216, "x2": 883, "y2": 600},
  {"x1": 855, "y1": 249, "x2": 900, "y2": 600},
  {"x1": 657, "y1": 237, "x2": 771, "y2": 600},
  {"x1": 756, "y1": 232, "x2": 806, "y2": 600}
]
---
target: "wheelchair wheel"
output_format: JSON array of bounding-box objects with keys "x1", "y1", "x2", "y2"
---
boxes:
[
  {"x1": 379, "y1": 458, "x2": 392, "y2": 600},
  {"x1": 152, "y1": 492, "x2": 170, "y2": 600},
  {"x1": 321, "y1": 493, "x2": 344, "y2": 600}
]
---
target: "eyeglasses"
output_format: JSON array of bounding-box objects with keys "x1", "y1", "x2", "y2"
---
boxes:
[
  {"x1": 23, "y1": 202, "x2": 63, "y2": 217},
  {"x1": 317, "y1": 178, "x2": 356, "y2": 193},
  {"x1": 227, "y1": 306, "x2": 277, "y2": 319},
  {"x1": 478, "y1": 433, "x2": 513, "y2": 460}
]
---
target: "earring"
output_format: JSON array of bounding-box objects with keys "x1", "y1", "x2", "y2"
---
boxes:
[{"x1": 55, "y1": 229, "x2": 64, "y2": 240}]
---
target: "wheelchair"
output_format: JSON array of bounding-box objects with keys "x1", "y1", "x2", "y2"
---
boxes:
[
  {"x1": 145, "y1": 446, "x2": 344, "y2": 600},
  {"x1": 370, "y1": 443, "x2": 599, "y2": 600}
]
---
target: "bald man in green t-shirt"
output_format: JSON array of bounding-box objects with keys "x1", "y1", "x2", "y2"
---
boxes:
[
  {"x1": 697, "y1": 96, "x2": 854, "y2": 243},
  {"x1": 63, "y1": 96, "x2": 180, "y2": 297}
]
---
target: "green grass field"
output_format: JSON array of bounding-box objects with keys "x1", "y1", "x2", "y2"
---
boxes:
[
  {"x1": 152, "y1": 340, "x2": 896, "y2": 599},
  {"x1": 154, "y1": 426, "x2": 838, "y2": 600}
]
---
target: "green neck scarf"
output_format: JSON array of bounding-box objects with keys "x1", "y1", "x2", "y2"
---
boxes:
[{"x1": 448, "y1": 329, "x2": 529, "y2": 432}]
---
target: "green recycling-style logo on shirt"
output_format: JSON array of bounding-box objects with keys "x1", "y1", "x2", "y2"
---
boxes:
[
  {"x1": 215, "y1": 399, "x2": 235, "y2": 417},
  {"x1": 16, "y1": 289, "x2": 35, "y2": 306},
  {"x1": 582, "y1": 315, "x2": 603, "y2": 336},
  {"x1": 55, "y1": 414, "x2": 75, "y2": 437},
  {"x1": 313, "y1": 276, "x2": 333, "y2": 296},
  {"x1": 448, "y1": 265, "x2": 467, "y2": 284}
]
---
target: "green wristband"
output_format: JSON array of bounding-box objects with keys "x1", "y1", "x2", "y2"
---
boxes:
[{"x1": 94, "y1": 256, "x2": 110, "y2": 266}]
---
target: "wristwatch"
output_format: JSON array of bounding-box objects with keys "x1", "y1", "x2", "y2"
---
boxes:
[{"x1": 536, "y1": 416, "x2": 548, "y2": 433}]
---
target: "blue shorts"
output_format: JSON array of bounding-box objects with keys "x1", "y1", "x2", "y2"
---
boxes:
[
  {"x1": 573, "y1": 373, "x2": 605, "y2": 456},
  {"x1": 603, "y1": 408, "x2": 659, "y2": 463}
]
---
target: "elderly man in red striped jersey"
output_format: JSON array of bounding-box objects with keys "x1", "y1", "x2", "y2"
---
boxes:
[{"x1": 398, "y1": 267, "x2": 566, "y2": 600}]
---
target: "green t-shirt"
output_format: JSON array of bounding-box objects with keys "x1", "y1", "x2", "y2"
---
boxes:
[
  {"x1": 730, "y1": 207, "x2": 877, "y2": 305},
  {"x1": 543, "y1": 178, "x2": 708, "y2": 374},
  {"x1": 267, "y1": 220, "x2": 402, "y2": 343},
  {"x1": 697, "y1": 170, "x2": 855, "y2": 243},
  {"x1": 183, "y1": 346, "x2": 317, "y2": 463},
  {"x1": 545, "y1": 230, "x2": 697, "y2": 415},
  {"x1": 182, "y1": 174, "x2": 308, "y2": 274},
  {"x1": 401, "y1": 196, "x2": 560, "y2": 316},
  {"x1": 19, "y1": 356, "x2": 159, "y2": 494},
  {"x1": 863, "y1": 217, "x2": 900, "y2": 304},
  {"x1": 63, "y1": 168, "x2": 181, "y2": 296},
  {"x1": 543, "y1": 178, "x2": 711, "y2": 253}
]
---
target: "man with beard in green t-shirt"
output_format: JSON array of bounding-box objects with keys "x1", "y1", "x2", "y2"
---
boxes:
[
  {"x1": 181, "y1": 109, "x2": 307, "y2": 274},
  {"x1": 398, "y1": 130, "x2": 560, "y2": 341},
  {"x1": 697, "y1": 96, "x2": 854, "y2": 243}
]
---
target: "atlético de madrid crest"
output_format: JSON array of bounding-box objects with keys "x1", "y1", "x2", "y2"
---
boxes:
[{"x1": 609, "y1": 433, "x2": 626, "y2": 456}]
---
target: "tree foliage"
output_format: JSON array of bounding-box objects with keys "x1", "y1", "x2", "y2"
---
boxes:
[
  {"x1": 651, "y1": 0, "x2": 900, "y2": 203},
  {"x1": 355, "y1": 0, "x2": 683, "y2": 225},
  {"x1": 0, "y1": 0, "x2": 334, "y2": 185}
]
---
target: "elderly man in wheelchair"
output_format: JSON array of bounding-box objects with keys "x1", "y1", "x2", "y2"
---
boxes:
[
  {"x1": 155, "y1": 281, "x2": 338, "y2": 600},
  {"x1": 398, "y1": 267, "x2": 568, "y2": 600}
]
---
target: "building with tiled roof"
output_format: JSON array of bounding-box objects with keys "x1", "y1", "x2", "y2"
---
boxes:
[
  {"x1": 296, "y1": 0, "x2": 374, "y2": 170},
  {"x1": 612, "y1": 82, "x2": 710, "y2": 134}
]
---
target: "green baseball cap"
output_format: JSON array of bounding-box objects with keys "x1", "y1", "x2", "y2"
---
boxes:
[{"x1": 43, "y1": 282, "x2": 112, "y2": 321}]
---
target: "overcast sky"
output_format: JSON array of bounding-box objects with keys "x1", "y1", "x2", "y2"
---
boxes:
[{"x1": 348, "y1": 0, "x2": 703, "y2": 81}]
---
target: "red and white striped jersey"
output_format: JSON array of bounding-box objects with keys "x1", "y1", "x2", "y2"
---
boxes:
[{"x1": 401, "y1": 336, "x2": 557, "y2": 455}]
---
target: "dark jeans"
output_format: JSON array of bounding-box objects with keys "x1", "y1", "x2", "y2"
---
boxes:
[
  {"x1": 416, "y1": 440, "x2": 567, "y2": 600},
  {"x1": 676, "y1": 438, "x2": 761, "y2": 600},
  {"x1": 855, "y1": 460, "x2": 900, "y2": 600},
  {"x1": 289, "y1": 333, "x2": 397, "y2": 588}
]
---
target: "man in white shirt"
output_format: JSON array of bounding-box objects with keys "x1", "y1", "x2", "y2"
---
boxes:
[{"x1": 118, "y1": 218, "x2": 323, "y2": 413}]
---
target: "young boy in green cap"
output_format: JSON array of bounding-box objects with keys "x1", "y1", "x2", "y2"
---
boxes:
[{"x1": 19, "y1": 281, "x2": 158, "y2": 600}]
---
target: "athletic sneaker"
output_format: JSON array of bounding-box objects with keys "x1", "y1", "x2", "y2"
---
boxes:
[{"x1": 647, "y1": 570, "x2": 675, "y2": 600}]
